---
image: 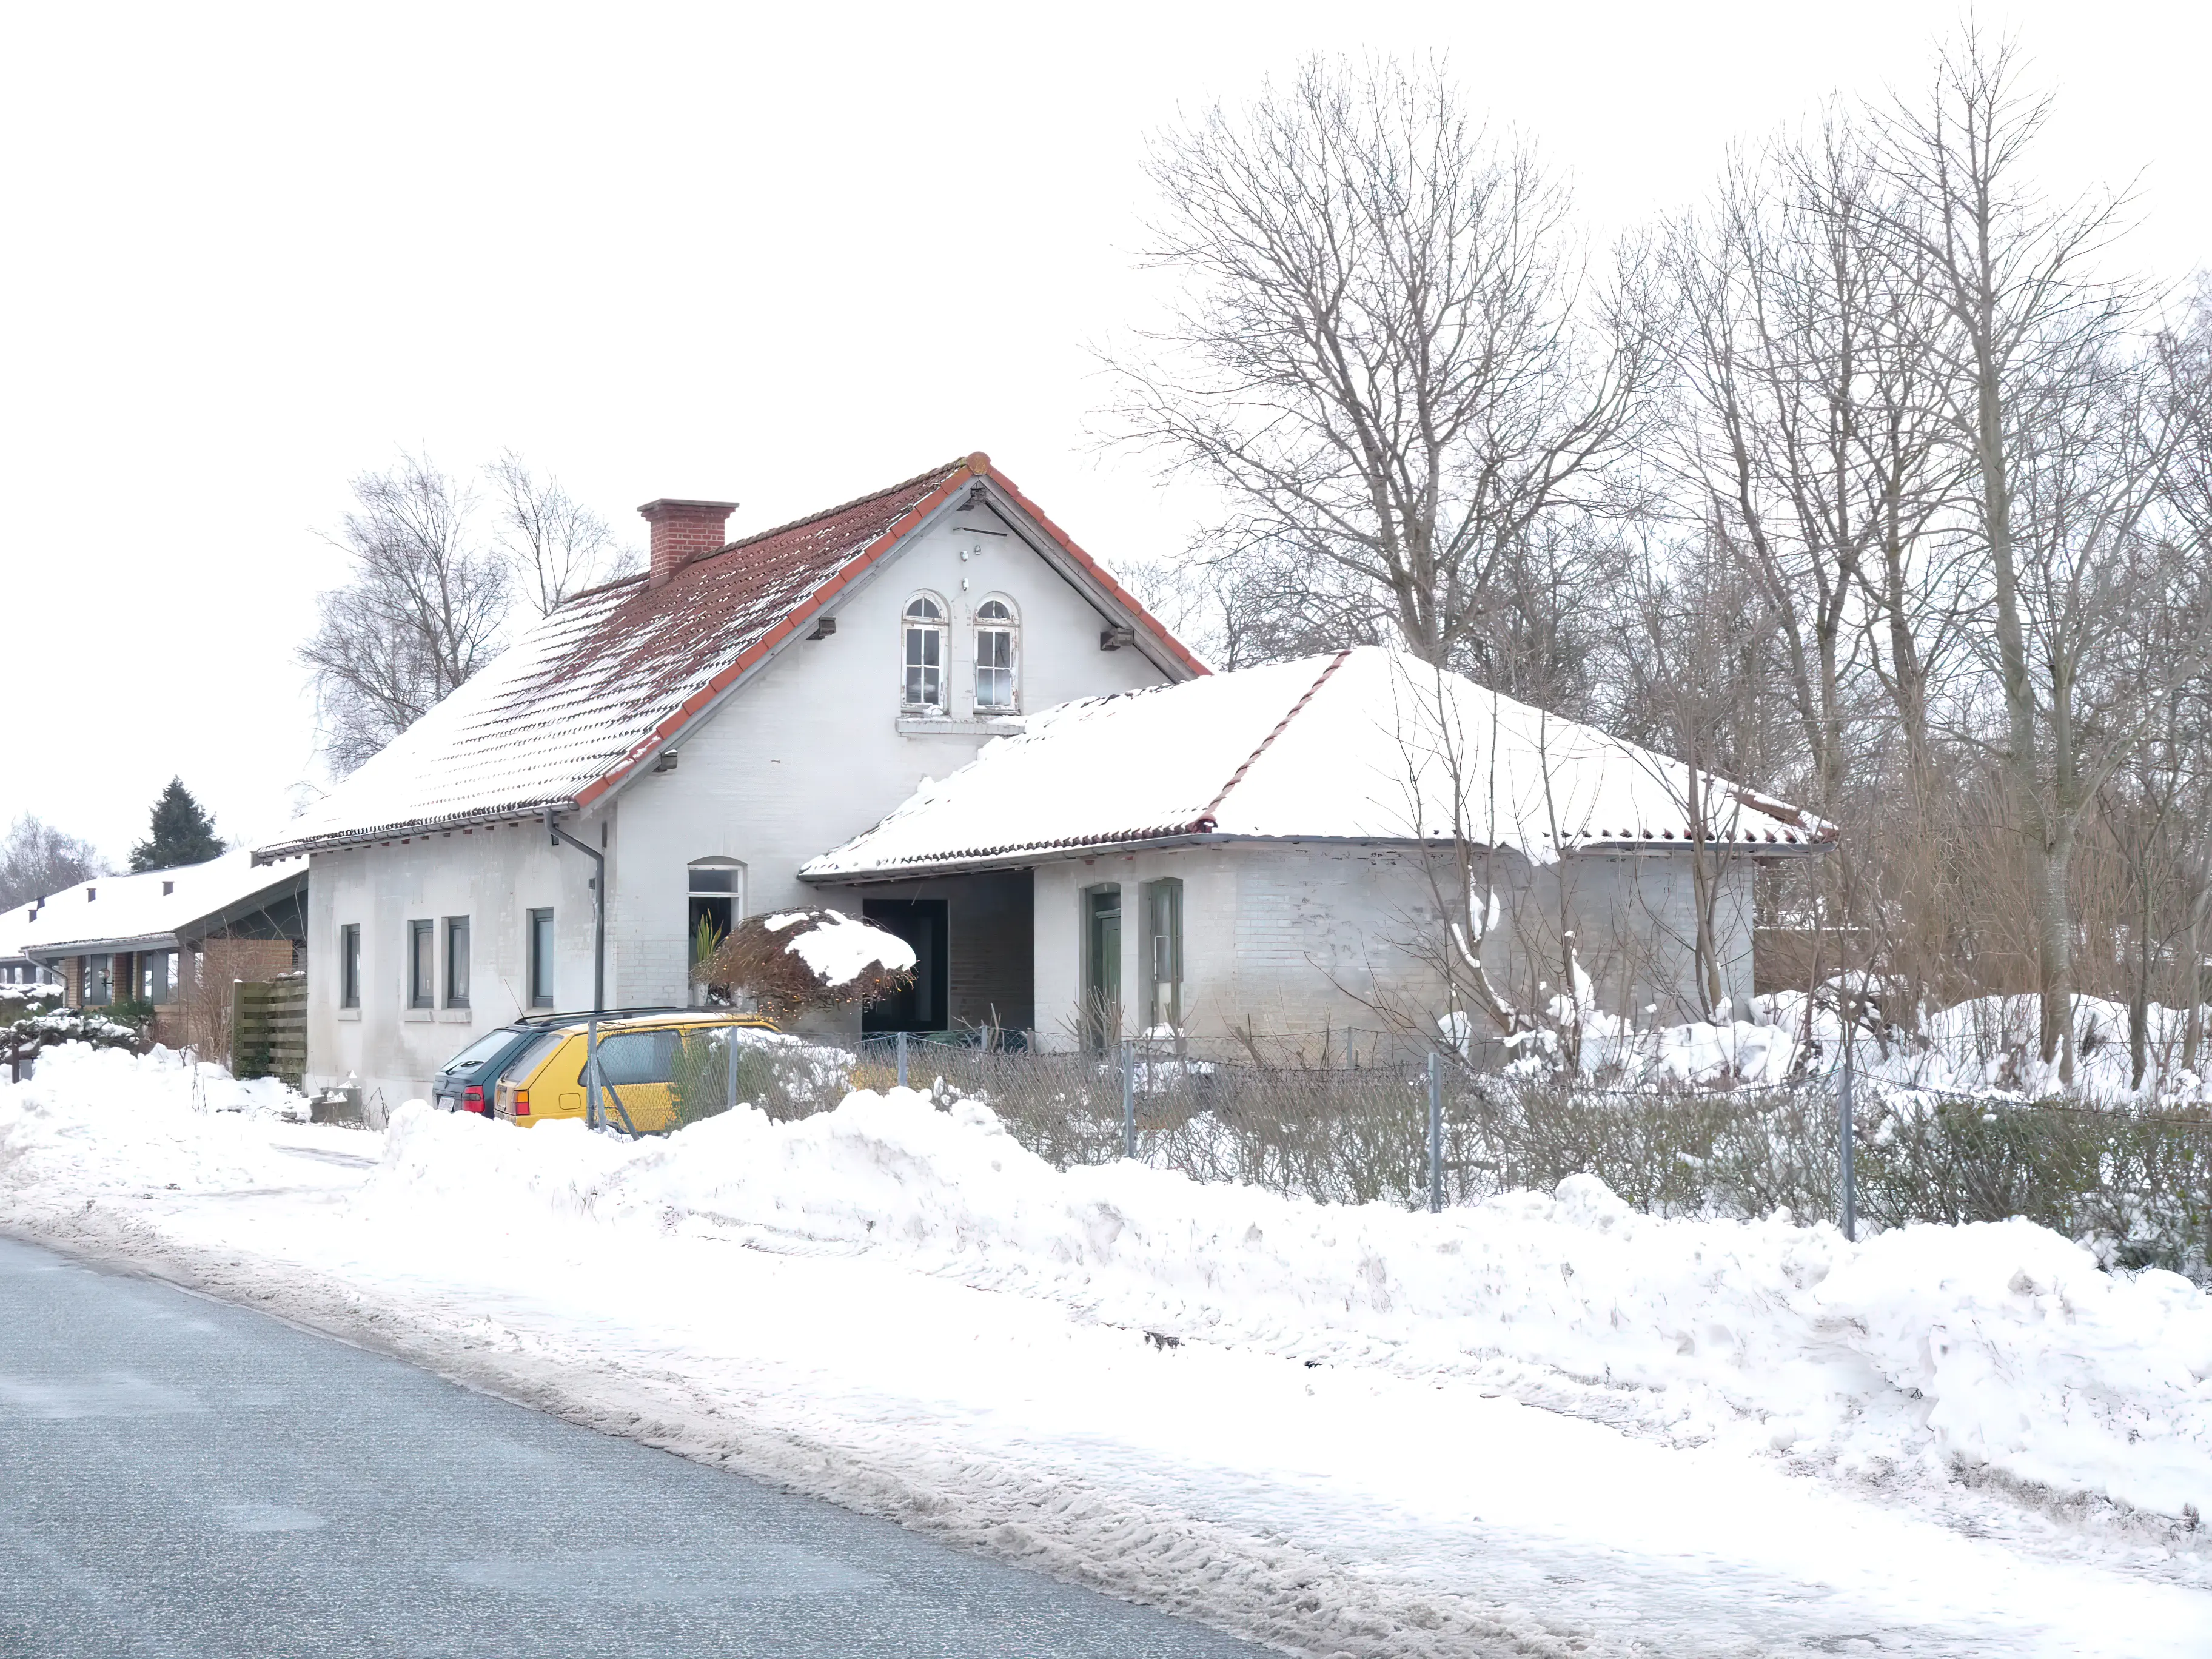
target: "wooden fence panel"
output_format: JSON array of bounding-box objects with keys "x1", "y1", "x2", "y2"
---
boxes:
[{"x1": 232, "y1": 971, "x2": 307, "y2": 1088}]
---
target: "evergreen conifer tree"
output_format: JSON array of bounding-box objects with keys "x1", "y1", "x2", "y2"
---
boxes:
[{"x1": 129, "y1": 779, "x2": 224, "y2": 873}]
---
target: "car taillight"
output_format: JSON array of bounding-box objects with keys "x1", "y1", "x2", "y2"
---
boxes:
[
  {"x1": 513, "y1": 1090, "x2": 529, "y2": 1117},
  {"x1": 463, "y1": 1085, "x2": 484, "y2": 1113}
]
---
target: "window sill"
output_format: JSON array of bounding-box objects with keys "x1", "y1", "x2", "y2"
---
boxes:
[
  {"x1": 401, "y1": 1007, "x2": 434, "y2": 1023},
  {"x1": 896, "y1": 713, "x2": 1025, "y2": 737},
  {"x1": 337, "y1": 1007, "x2": 362, "y2": 1023},
  {"x1": 438, "y1": 1007, "x2": 473, "y2": 1023}
]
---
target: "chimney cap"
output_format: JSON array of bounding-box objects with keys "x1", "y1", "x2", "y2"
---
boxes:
[{"x1": 637, "y1": 497, "x2": 740, "y2": 517}]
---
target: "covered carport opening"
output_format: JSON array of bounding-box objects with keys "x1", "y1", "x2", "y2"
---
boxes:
[{"x1": 813, "y1": 869, "x2": 1033, "y2": 1037}]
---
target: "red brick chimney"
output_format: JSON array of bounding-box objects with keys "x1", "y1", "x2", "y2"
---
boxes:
[{"x1": 637, "y1": 498, "x2": 739, "y2": 589}]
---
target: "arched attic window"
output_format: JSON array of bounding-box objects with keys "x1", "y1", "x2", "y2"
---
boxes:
[
  {"x1": 974, "y1": 597, "x2": 1017, "y2": 712},
  {"x1": 902, "y1": 594, "x2": 945, "y2": 711}
]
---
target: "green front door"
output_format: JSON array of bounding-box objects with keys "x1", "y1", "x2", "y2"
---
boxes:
[{"x1": 1084, "y1": 886, "x2": 1121, "y2": 1050}]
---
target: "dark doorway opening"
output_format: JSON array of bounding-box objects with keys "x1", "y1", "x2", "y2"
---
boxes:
[{"x1": 862, "y1": 899, "x2": 949, "y2": 1033}]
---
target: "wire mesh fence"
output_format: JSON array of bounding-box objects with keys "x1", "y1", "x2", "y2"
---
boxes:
[{"x1": 643, "y1": 1027, "x2": 2212, "y2": 1283}]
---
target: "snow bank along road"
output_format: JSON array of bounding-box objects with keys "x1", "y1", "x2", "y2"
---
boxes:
[
  {"x1": 0, "y1": 1235, "x2": 1262, "y2": 1658},
  {"x1": 4, "y1": 1047, "x2": 2211, "y2": 1658}
]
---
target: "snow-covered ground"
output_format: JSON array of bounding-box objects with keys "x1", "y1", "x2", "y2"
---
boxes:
[
  {"x1": 1564, "y1": 988, "x2": 2212, "y2": 1104},
  {"x1": 4, "y1": 1044, "x2": 2210, "y2": 1657}
]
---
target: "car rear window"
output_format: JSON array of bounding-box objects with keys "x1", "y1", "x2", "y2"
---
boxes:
[
  {"x1": 502, "y1": 1029, "x2": 571, "y2": 1087},
  {"x1": 440, "y1": 1030, "x2": 524, "y2": 1075}
]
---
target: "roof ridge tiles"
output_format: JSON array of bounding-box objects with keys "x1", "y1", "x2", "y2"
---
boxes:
[
  {"x1": 1190, "y1": 649, "x2": 1351, "y2": 832},
  {"x1": 556, "y1": 457, "x2": 971, "y2": 609},
  {"x1": 717, "y1": 458, "x2": 970, "y2": 558}
]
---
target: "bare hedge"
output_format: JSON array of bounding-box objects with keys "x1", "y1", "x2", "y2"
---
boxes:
[{"x1": 825, "y1": 1037, "x2": 2212, "y2": 1284}]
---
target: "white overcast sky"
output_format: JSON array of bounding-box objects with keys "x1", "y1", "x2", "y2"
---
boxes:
[{"x1": 2, "y1": 1, "x2": 2203, "y2": 861}]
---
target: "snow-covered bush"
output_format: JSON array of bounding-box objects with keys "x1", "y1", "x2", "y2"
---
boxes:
[
  {"x1": 0, "y1": 983, "x2": 62, "y2": 1016},
  {"x1": 4, "y1": 1007, "x2": 146, "y2": 1079},
  {"x1": 691, "y1": 907, "x2": 915, "y2": 1017}
]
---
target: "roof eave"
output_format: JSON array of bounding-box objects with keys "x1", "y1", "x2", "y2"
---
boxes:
[
  {"x1": 27, "y1": 930, "x2": 181, "y2": 960},
  {"x1": 254, "y1": 802, "x2": 581, "y2": 863},
  {"x1": 976, "y1": 465, "x2": 1210, "y2": 683},
  {"x1": 805, "y1": 826, "x2": 1838, "y2": 883}
]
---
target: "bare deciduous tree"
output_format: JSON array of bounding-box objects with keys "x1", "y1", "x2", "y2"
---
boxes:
[
  {"x1": 0, "y1": 814, "x2": 106, "y2": 911},
  {"x1": 1660, "y1": 117, "x2": 1963, "y2": 815},
  {"x1": 298, "y1": 453, "x2": 511, "y2": 775},
  {"x1": 1101, "y1": 33, "x2": 2212, "y2": 1096},
  {"x1": 1105, "y1": 56, "x2": 1655, "y2": 669},
  {"x1": 1868, "y1": 30, "x2": 2197, "y2": 1079},
  {"x1": 487, "y1": 451, "x2": 634, "y2": 615}
]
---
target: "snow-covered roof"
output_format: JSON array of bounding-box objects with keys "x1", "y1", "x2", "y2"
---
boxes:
[
  {"x1": 256, "y1": 454, "x2": 1205, "y2": 861},
  {"x1": 803, "y1": 646, "x2": 1833, "y2": 880},
  {"x1": 12, "y1": 850, "x2": 306, "y2": 957},
  {"x1": 0, "y1": 903, "x2": 44, "y2": 966}
]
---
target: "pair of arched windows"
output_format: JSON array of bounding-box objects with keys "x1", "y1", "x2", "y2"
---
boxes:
[{"x1": 902, "y1": 595, "x2": 1017, "y2": 714}]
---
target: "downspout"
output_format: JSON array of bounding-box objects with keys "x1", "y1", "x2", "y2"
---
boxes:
[{"x1": 545, "y1": 809, "x2": 605, "y2": 1013}]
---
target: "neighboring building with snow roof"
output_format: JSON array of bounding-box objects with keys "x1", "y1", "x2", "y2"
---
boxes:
[
  {"x1": 0, "y1": 906, "x2": 60, "y2": 987},
  {"x1": 805, "y1": 646, "x2": 1832, "y2": 1061},
  {"x1": 254, "y1": 454, "x2": 1200, "y2": 1105},
  {"x1": 16, "y1": 849, "x2": 307, "y2": 1048}
]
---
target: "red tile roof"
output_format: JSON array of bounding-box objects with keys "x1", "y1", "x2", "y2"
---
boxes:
[{"x1": 260, "y1": 454, "x2": 1204, "y2": 859}]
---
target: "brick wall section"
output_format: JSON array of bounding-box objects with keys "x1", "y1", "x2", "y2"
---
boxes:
[
  {"x1": 638, "y1": 498, "x2": 739, "y2": 588},
  {"x1": 199, "y1": 936, "x2": 297, "y2": 990}
]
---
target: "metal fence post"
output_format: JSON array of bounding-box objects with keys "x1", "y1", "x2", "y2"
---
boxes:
[
  {"x1": 585, "y1": 1013, "x2": 601, "y2": 1130},
  {"x1": 1121, "y1": 1040, "x2": 1136, "y2": 1159},
  {"x1": 725, "y1": 1027, "x2": 739, "y2": 1114},
  {"x1": 1427, "y1": 1050, "x2": 1443, "y2": 1213},
  {"x1": 1839, "y1": 1030, "x2": 1857, "y2": 1242},
  {"x1": 896, "y1": 1029, "x2": 908, "y2": 1090}
]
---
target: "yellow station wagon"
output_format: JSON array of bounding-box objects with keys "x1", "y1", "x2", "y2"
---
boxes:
[{"x1": 492, "y1": 1010, "x2": 782, "y2": 1133}]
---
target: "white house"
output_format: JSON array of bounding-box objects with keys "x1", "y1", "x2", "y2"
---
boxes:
[
  {"x1": 805, "y1": 646, "x2": 1833, "y2": 1063},
  {"x1": 255, "y1": 452, "x2": 1832, "y2": 1102},
  {"x1": 255, "y1": 454, "x2": 1202, "y2": 1108}
]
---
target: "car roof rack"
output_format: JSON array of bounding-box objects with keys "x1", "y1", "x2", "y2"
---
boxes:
[{"x1": 509, "y1": 1005, "x2": 686, "y2": 1027}]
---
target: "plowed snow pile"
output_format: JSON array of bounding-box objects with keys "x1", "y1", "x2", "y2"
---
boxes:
[
  {"x1": 6, "y1": 1042, "x2": 2211, "y2": 1657},
  {"x1": 366, "y1": 1084, "x2": 2212, "y2": 1526}
]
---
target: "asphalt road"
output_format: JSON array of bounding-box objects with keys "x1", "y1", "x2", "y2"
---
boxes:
[{"x1": 0, "y1": 1237, "x2": 1266, "y2": 1658}]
